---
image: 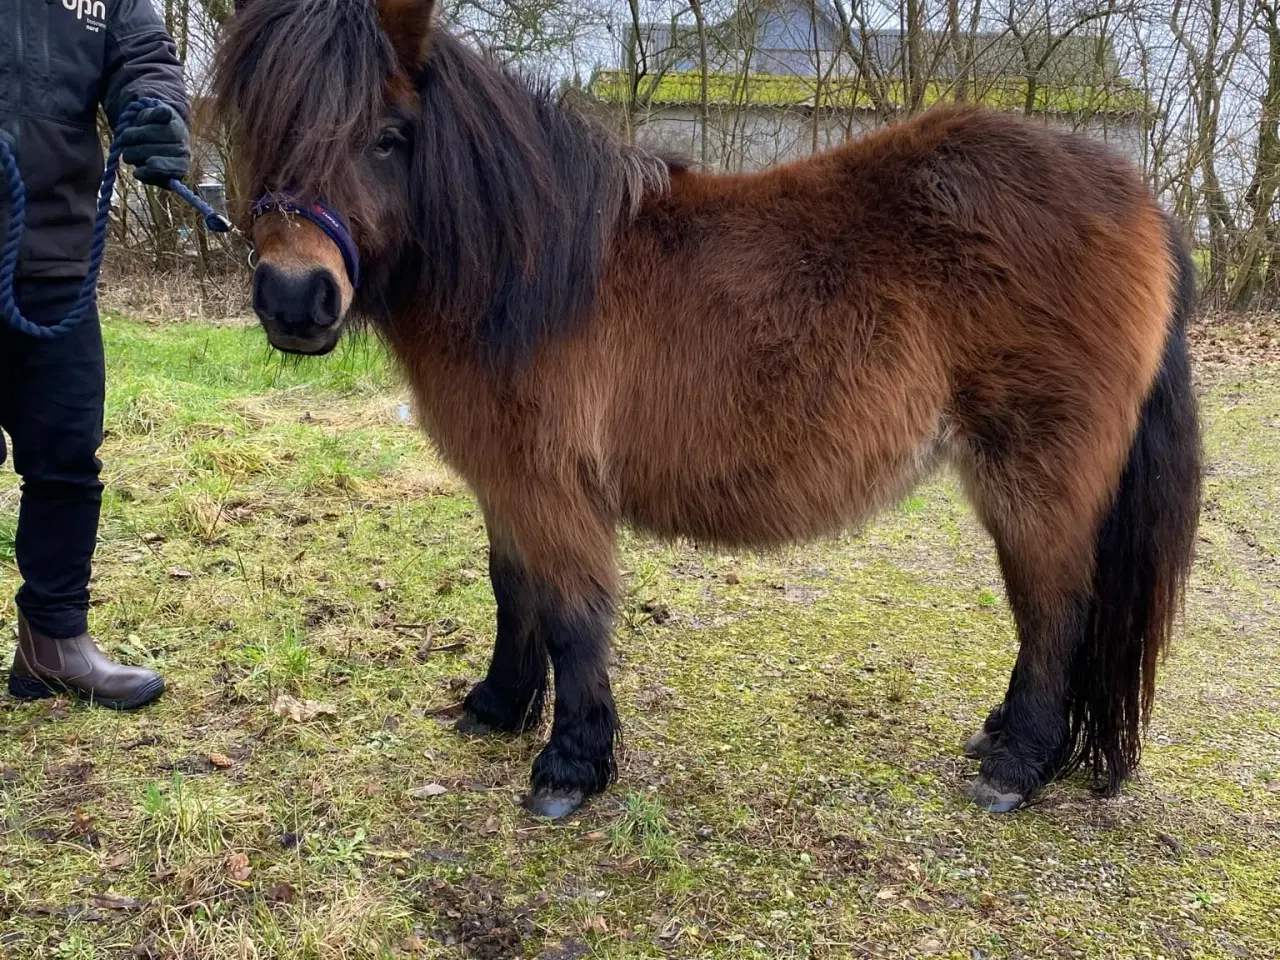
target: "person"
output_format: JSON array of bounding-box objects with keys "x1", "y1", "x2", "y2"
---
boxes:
[{"x1": 0, "y1": 0, "x2": 191, "y2": 708}]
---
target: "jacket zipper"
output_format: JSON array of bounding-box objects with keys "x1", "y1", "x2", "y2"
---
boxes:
[
  {"x1": 43, "y1": 0, "x2": 52, "y2": 86},
  {"x1": 15, "y1": 0, "x2": 24, "y2": 102}
]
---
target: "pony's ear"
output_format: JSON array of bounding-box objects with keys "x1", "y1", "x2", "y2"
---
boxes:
[{"x1": 377, "y1": 0, "x2": 438, "y2": 71}]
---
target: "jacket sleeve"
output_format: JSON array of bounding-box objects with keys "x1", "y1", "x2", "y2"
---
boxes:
[{"x1": 101, "y1": 0, "x2": 189, "y2": 128}]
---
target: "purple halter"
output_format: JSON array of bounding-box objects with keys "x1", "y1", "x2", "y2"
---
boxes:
[{"x1": 250, "y1": 193, "x2": 361, "y2": 289}]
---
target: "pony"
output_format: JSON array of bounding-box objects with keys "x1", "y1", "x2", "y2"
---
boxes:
[{"x1": 213, "y1": 0, "x2": 1202, "y2": 818}]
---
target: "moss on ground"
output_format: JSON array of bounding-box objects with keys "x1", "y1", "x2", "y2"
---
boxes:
[{"x1": 0, "y1": 317, "x2": 1277, "y2": 959}]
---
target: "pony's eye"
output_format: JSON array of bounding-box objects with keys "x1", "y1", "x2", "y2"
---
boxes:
[{"x1": 373, "y1": 127, "x2": 405, "y2": 158}]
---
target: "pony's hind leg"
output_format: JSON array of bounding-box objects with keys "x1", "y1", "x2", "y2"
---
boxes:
[
  {"x1": 958, "y1": 446, "x2": 1104, "y2": 812},
  {"x1": 963, "y1": 693, "x2": 1012, "y2": 759},
  {"x1": 458, "y1": 521, "x2": 548, "y2": 735}
]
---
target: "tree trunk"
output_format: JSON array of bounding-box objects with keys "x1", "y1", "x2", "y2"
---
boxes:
[
  {"x1": 689, "y1": 0, "x2": 711, "y2": 166},
  {"x1": 1228, "y1": 1, "x2": 1280, "y2": 306}
]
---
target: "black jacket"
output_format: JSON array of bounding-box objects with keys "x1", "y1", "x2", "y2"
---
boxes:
[{"x1": 0, "y1": 0, "x2": 187, "y2": 278}]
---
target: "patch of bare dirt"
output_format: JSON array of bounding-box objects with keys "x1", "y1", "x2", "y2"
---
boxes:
[{"x1": 414, "y1": 875, "x2": 536, "y2": 959}]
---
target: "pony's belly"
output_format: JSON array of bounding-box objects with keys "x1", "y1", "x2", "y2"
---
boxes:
[{"x1": 617, "y1": 462, "x2": 915, "y2": 550}]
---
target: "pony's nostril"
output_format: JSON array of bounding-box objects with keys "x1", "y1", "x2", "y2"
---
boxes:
[
  {"x1": 251, "y1": 267, "x2": 273, "y2": 319},
  {"x1": 310, "y1": 272, "x2": 341, "y2": 327}
]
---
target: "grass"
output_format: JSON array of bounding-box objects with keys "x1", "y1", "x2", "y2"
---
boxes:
[{"x1": 0, "y1": 314, "x2": 1278, "y2": 958}]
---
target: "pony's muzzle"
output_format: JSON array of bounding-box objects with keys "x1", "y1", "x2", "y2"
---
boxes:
[{"x1": 252, "y1": 262, "x2": 344, "y2": 355}]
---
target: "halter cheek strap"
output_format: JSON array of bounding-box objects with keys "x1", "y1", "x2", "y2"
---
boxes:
[{"x1": 250, "y1": 194, "x2": 361, "y2": 289}]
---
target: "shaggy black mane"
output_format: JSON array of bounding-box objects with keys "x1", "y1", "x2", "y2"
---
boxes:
[{"x1": 215, "y1": 0, "x2": 670, "y2": 363}]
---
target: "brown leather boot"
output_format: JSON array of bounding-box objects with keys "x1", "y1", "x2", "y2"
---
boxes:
[{"x1": 8, "y1": 613, "x2": 165, "y2": 710}]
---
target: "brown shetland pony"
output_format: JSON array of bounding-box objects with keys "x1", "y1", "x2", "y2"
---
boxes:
[{"x1": 214, "y1": 0, "x2": 1202, "y2": 818}]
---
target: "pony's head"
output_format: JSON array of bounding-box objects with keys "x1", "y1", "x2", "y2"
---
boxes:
[
  {"x1": 215, "y1": 0, "x2": 438, "y2": 354},
  {"x1": 217, "y1": 0, "x2": 667, "y2": 361}
]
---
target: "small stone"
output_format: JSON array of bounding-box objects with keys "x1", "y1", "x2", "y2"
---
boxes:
[{"x1": 410, "y1": 783, "x2": 448, "y2": 799}]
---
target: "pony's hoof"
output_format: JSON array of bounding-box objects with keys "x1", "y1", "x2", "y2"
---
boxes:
[
  {"x1": 964, "y1": 729, "x2": 997, "y2": 759},
  {"x1": 455, "y1": 711, "x2": 496, "y2": 736},
  {"x1": 968, "y1": 777, "x2": 1026, "y2": 813},
  {"x1": 524, "y1": 788, "x2": 585, "y2": 819}
]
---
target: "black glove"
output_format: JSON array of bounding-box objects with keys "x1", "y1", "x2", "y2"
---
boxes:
[{"x1": 118, "y1": 103, "x2": 190, "y2": 188}]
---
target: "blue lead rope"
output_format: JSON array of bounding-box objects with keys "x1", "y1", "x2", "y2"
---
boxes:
[{"x1": 0, "y1": 96, "x2": 232, "y2": 340}]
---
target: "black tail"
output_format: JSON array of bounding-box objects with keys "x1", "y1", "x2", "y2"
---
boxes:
[{"x1": 1066, "y1": 219, "x2": 1203, "y2": 794}]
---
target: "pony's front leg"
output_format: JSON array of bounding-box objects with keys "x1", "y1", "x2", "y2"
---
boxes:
[
  {"x1": 474, "y1": 491, "x2": 620, "y2": 818},
  {"x1": 458, "y1": 520, "x2": 549, "y2": 735},
  {"x1": 526, "y1": 583, "x2": 618, "y2": 818}
]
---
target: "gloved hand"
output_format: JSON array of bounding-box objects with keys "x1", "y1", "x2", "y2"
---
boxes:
[{"x1": 118, "y1": 103, "x2": 190, "y2": 188}]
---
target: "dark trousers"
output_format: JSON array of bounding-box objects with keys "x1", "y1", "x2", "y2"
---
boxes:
[{"x1": 0, "y1": 278, "x2": 104, "y2": 640}]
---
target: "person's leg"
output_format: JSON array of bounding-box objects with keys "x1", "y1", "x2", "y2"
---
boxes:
[
  {"x1": 6, "y1": 279, "x2": 163, "y2": 708},
  {"x1": 7, "y1": 279, "x2": 105, "y2": 637}
]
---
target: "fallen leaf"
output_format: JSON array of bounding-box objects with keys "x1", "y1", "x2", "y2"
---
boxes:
[
  {"x1": 409, "y1": 783, "x2": 448, "y2": 799},
  {"x1": 271, "y1": 694, "x2": 337, "y2": 723},
  {"x1": 89, "y1": 892, "x2": 143, "y2": 911},
  {"x1": 103, "y1": 851, "x2": 132, "y2": 870},
  {"x1": 586, "y1": 915, "x2": 608, "y2": 934},
  {"x1": 207, "y1": 753, "x2": 233, "y2": 769},
  {"x1": 584, "y1": 831, "x2": 606, "y2": 842},
  {"x1": 226, "y1": 853, "x2": 251, "y2": 882},
  {"x1": 166, "y1": 566, "x2": 193, "y2": 580},
  {"x1": 423, "y1": 702, "x2": 464, "y2": 717}
]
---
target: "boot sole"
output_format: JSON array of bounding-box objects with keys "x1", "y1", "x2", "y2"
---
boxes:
[{"x1": 7, "y1": 673, "x2": 166, "y2": 711}]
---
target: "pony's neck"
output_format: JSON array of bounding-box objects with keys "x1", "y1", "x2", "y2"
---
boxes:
[{"x1": 395, "y1": 33, "x2": 669, "y2": 366}]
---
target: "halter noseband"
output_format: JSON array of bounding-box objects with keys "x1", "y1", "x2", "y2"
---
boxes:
[{"x1": 250, "y1": 194, "x2": 361, "y2": 289}]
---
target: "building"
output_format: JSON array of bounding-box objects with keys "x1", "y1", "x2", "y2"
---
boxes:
[{"x1": 583, "y1": 1, "x2": 1149, "y2": 170}]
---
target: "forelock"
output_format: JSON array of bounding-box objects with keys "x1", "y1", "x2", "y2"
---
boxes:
[{"x1": 214, "y1": 0, "x2": 398, "y2": 205}]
